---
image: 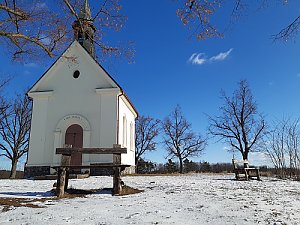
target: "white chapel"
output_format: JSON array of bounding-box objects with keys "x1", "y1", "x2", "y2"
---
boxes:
[{"x1": 25, "y1": 0, "x2": 138, "y2": 177}]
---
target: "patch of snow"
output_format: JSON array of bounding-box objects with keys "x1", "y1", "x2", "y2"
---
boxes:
[{"x1": 0, "y1": 174, "x2": 300, "y2": 224}]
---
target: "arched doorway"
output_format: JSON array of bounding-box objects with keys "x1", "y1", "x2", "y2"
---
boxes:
[{"x1": 65, "y1": 124, "x2": 83, "y2": 166}]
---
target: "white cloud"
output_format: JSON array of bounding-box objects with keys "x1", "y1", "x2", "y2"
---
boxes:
[
  {"x1": 30, "y1": 2, "x2": 47, "y2": 11},
  {"x1": 40, "y1": 36, "x2": 52, "y2": 45},
  {"x1": 24, "y1": 62, "x2": 38, "y2": 68},
  {"x1": 223, "y1": 146, "x2": 231, "y2": 151},
  {"x1": 188, "y1": 48, "x2": 233, "y2": 65},
  {"x1": 209, "y1": 48, "x2": 233, "y2": 62},
  {"x1": 188, "y1": 53, "x2": 207, "y2": 65},
  {"x1": 23, "y1": 70, "x2": 32, "y2": 75},
  {"x1": 35, "y1": 2, "x2": 48, "y2": 10},
  {"x1": 249, "y1": 152, "x2": 271, "y2": 166}
]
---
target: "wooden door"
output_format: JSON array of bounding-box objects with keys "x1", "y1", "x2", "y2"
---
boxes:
[{"x1": 65, "y1": 124, "x2": 83, "y2": 166}]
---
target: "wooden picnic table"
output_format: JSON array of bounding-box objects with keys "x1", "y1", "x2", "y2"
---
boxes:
[{"x1": 52, "y1": 145, "x2": 130, "y2": 197}]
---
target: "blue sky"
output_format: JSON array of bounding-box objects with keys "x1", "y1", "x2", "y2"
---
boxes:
[{"x1": 1, "y1": 1, "x2": 300, "y2": 169}]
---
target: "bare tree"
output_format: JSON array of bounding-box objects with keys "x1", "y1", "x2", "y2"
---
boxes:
[
  {"x1": 135, "y1": 115, "x2": 160, "y2": 172},
  {"x1": 265, "y1": 120, "x2": 287, "y2": 178},
  {"x1": 175, "y1": 0, "x2": 222, "y2": 40},
  {"x1": 209, "y1": 80, "x2": 266, "y2": 163},
  {"x1": 0, "y1": 0, "x2": 68, "y2": 60},
  {"x1": 0, "y1": 0, "x2": 132, "y2": 62},
  {"x1": 0, "y1": 94, "x2": 31, "y2": 178},
  {"x1": 0, "y1": 77, "x2": 11, "y2": 129},
  {"x1": 1, "y1": 0, "x2": 298, "y2": 62},
  {"x1": 176, "y1": 0, "x2": 298, "y2": 42},
  {"x1": 162, "y1": 105, "x2": 206, "y2": 173},
  {"x1": 285, "y1": 118, "x2": 300, "y2": 178},
  {"x1": 265, "y1": 118, "x2": 300, "y2": 179},
  {"x1": 272, "y1": 14, "x2": 300, "y2": 41}
]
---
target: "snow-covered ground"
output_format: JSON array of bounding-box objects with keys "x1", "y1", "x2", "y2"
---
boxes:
[{"x1": 0, "y1": 174, "x2": 300, "y2": 225}]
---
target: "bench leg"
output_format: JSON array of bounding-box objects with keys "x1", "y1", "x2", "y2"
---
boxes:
[
  {"x1": 244, "y1": 169, "x2": 249, "y2": 181},
  {"x1": 56, "y1": 167, "x2": 66, "y2": 198},
  {"x1": 246, "y1": 169, "x2": 261, "y2": 181},
  {"x1": 113, "y1": 167, "x2": 122, "y2": 195},
  {"x1": 64, "y1": 169, "x2": 69, "y2": 191},
  {"x1": 235, "y1": 172, "x2": 239, "y2": 180},
  {"x1": 256, "y1": 170, "x2": 261, "y2": 181}
]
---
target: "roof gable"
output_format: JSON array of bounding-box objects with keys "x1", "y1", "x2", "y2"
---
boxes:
[
  {"x1": 28, "y1": 40, "x2": 138, "y2": 116},
  {"x1": 28, "y1": 40, "x2": 121, "y2": 93}
]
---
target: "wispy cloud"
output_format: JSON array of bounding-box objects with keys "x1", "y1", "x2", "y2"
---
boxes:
[
  {"x1": 188, "y1": 53, "x2": 207, "y2": 65},
  {"x1": 34, "y1": 2, "x2": 48, "y2": 10},
  {"x1": 40, "y1": 36, "x2": 52, "y2": 45},
  {"x1": 188, "y1": 48, "x2": 233, "y2": 65},
  {"x1": 24, "y1": 62, "x2": 38, "y2": 68},
  {"x1": 223, "y1": 146, "x2": 230, "y2": 151},
  {"x1": 210, "y1": 48, "x2": 233, "y2": 62},
  {"x1": 23, "y1": 70, "x2": 32, "y2": 75},
  {"x1": 249, "y1": 152, "x2": 271, "y2": 166}
]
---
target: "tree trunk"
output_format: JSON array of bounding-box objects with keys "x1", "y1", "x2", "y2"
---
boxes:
[
  {"x1": 243, "y1": 150, "x2": 249, "y2": 168},
  {"x1": 9, "y1": 158, "x2": 18, "y2": 179},
  {"x1": 135, "y1": 156, "x2": 139, "y2": 173},
  {"x1": 243, "y1": 148, "x2": 249, "y2": 160},
  {"x1": 179, "y1": 157, "x2": 183, "y2": 173},
  {"x1": 135, "y1": 156, "x2": 138, "y2": 165}
]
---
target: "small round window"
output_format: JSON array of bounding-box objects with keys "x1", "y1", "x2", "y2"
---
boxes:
[{"x1": 73, "y1": 70, "x2": 80, "y2": 79}]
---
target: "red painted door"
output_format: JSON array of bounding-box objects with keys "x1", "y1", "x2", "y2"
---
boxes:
[{"x1": 65, "y1": 124, "x2": 83, "y2": 166}]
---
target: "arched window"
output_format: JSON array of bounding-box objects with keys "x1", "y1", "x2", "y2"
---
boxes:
[
  {"x1": 130, "y1": 122, "x2": 134, "y2": 151},
  {"x1": 123, "y1": 115, "x2": 127, "y2": 147}
]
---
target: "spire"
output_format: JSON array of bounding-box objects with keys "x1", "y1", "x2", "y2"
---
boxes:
[
  {"x1": 79, "y1": 0, "x2": 92, "y2": 21},
  {"x1": 72, "y1": 0, "x2": 96, "y2": 58}
]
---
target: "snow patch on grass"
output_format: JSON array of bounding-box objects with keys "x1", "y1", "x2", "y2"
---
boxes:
[{"x1": 0, "y1": 174, "x2": 300, "y2": 224}]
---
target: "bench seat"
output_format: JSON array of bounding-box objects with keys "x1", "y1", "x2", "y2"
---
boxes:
[{"x1": 232, "y1": 159, "x2": 261, "y2": 181}]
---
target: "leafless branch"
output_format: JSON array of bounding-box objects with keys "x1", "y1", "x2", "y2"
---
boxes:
[
  {"x1": 273, "y1": 15, "x2": 300, "y2": 41},
  {"x1": 208, "y1": 80, "x2": 266, "y2": 163},
  {"x1": 0, "y1": 94, "x2": 31, "y2": 178},
  {"x1": 0, "y1": 0, "x2": 132, "y2": 62},
  {"x1": 135, "y1": 116, "x2": 160, "y2": 172},
  {"x1": 162, "y1": 105, "x2": 206, "y2": 173}
]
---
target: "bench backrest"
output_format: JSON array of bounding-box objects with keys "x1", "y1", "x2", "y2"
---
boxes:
[
  {"x1": 232, "y1": 159, "x2": 249, "y2": 169},
  {"x1": 56, "y1": 145, "x2": 127, "y2": 155},
  {"x1": 56, "y1": 145, "x2": 127, "y2": 166}
]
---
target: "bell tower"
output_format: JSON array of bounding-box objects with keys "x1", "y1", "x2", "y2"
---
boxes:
[{"x1": 72, "y1": 0, "x2": 96, "y2": 58}]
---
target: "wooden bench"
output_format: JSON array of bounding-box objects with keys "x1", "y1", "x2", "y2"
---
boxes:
[
  {"x1": 52, "y1": 144, "x2": 130, "y2": 197},
  {"x1": 232, "y1": 159, "x2": 261, "y2": 181}
]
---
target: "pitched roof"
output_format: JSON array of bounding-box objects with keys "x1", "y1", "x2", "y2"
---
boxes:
[{"x1": 28, "y1": 40, "x2": 138, "y2": 116}]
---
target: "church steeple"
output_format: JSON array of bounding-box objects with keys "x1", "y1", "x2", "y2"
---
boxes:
[
  {"x1": 79, "y1": 0, "x2": 92, "y2": 21},
  {"x1": 72, "y1": 0, "x2": 96, "y2": 58}
]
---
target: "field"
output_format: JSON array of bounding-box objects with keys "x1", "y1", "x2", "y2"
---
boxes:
[
  {"x1": 0, "y1": 174, "x2": 300, "y2": 225},
  {"x1": 0, "y1": 170, "x2": 24, "y2": 179}
]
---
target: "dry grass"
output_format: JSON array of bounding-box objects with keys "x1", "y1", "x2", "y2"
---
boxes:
[
  {"x1": 125, "y1": 173, "x2": 182, "y2": 177},
  {"x1": 0, "y1": 170, "x2": 24, "y2": 179},
  {"x1": 0, "y1": 185, "x2": 143, "y2": 212},
  {"x1": 62, "y1": 188, "x2": 101, "y2": 198},
  {"x1": 0, "y1": 197, "x2": 47, "y2": 212},
  {"x1": 125, "y1": 172, "x2": 233, "y2": 177},
  {"x1": 119, "y1": 185, "x2": 143, "y2": 196},
  {"x1": 63, "y1": 186, "x2": 143, "y2": 197}
]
